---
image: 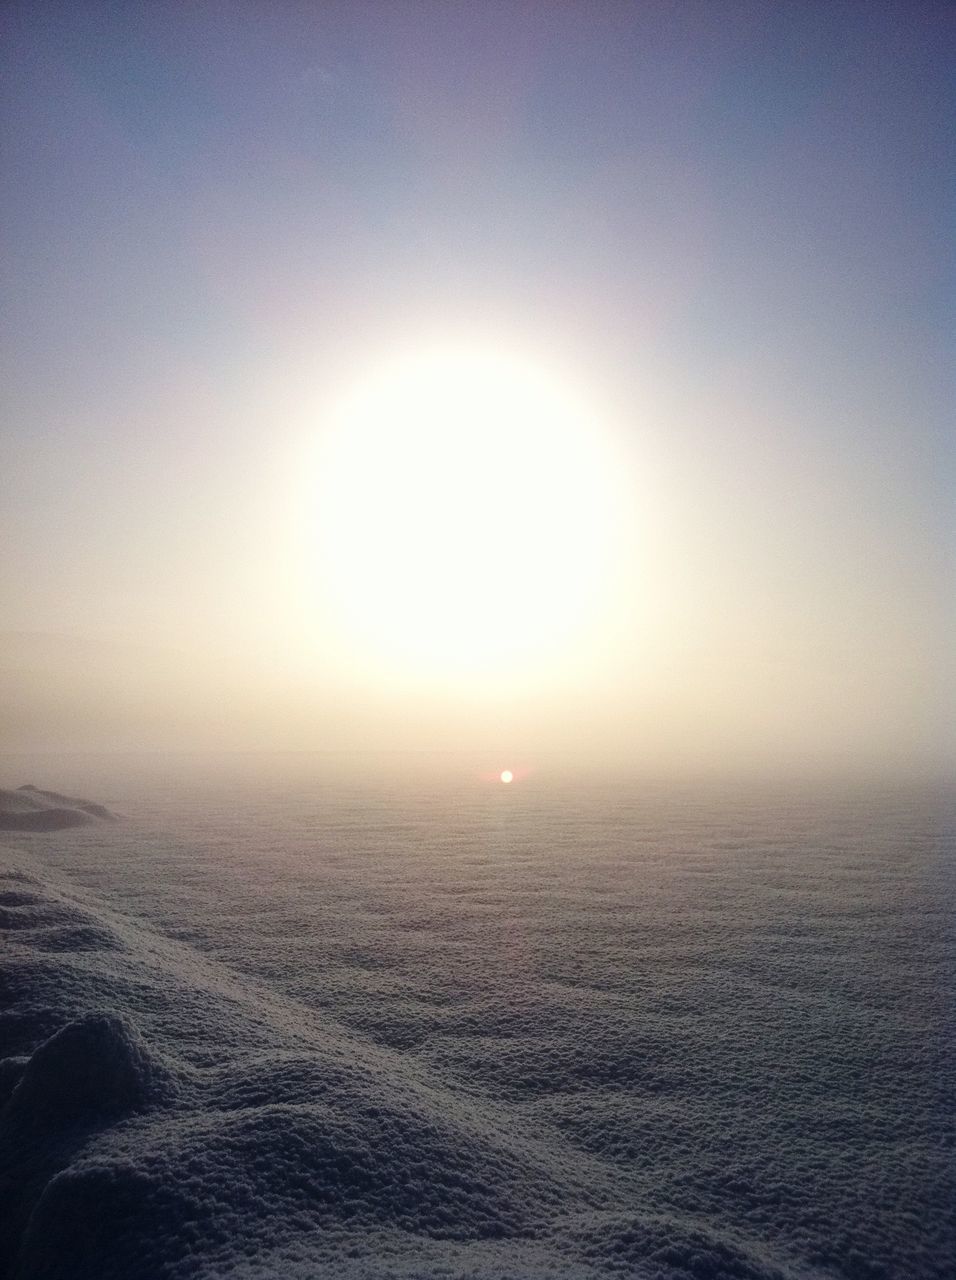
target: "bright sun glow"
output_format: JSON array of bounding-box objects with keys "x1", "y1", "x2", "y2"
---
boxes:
[
  {"x1": 311, "y1": 340, "x2": 624, "y2": 680},
  {"x1": 500, "y1": 770, "x2": 514, "y2": 783}
]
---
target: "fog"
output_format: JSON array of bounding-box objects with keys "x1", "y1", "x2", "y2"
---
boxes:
[{"x1": 1, "y1": 2, "x2": 951, "y2": 777}]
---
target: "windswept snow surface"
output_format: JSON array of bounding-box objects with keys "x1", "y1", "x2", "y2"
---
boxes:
[{"x1": 0, "y1": 757, "x2": 953, "y2": 1280}]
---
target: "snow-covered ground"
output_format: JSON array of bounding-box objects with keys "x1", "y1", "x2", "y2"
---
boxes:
[{"x1": 1, "y1": 758, "x2": 953, "y2": 1279}]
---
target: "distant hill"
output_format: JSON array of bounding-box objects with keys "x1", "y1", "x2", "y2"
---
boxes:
[{"x1": 0, "y1": 785, "x2": 116, "y2": 831}]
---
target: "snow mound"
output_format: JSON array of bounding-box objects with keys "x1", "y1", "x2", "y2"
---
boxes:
[
  {"x1": 0, "y1": 1010, "x2": 178, "y2": 1278},
  {"x1": 4, "y1": 1013, "x2": 175, "y2": 1127},
  {"x1": 0, "y1": 786, "x2": 115, "y2": 831}
]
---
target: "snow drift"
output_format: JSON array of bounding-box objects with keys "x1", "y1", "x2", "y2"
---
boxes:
[
  {"x1": 0, "y1": 772, "x2": 952, "y2": 1279},
  {"x1": 0, "y1": 786, "x2": 115, "y2": 831}
]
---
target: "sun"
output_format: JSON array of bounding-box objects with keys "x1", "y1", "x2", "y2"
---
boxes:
[
  {"x1": 310, "y1": 338, "x2": 623, "y2": 680},
  {"x1": 499, "y1": 770, "x2": 514, "y2": 784}
]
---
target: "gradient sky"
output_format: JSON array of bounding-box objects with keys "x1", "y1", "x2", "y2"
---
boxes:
[{"x1": 1, "y1": 1, "x2": 953, "y2": 772}]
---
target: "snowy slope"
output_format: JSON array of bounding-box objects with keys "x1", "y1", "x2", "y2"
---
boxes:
[{"x1": 0, "y1": 769, "x2": 953, "y2": 1279}]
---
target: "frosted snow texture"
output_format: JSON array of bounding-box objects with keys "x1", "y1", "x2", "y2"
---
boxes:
[{"x1": 0, "y1": 771, "x2": 953, "y2": 1278}]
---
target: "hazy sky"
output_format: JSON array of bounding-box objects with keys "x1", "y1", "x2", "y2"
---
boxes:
[{"x1": 1, "y1": 1, "x2": 953, "y2": 773}]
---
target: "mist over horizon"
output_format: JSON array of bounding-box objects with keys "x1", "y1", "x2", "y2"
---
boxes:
[
  {"x1": 2, "y1": 2, "x2": 953, "y2": 781},
  {"x1": 0, "y1": 624, "x2": 948, "y2": 779}
]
